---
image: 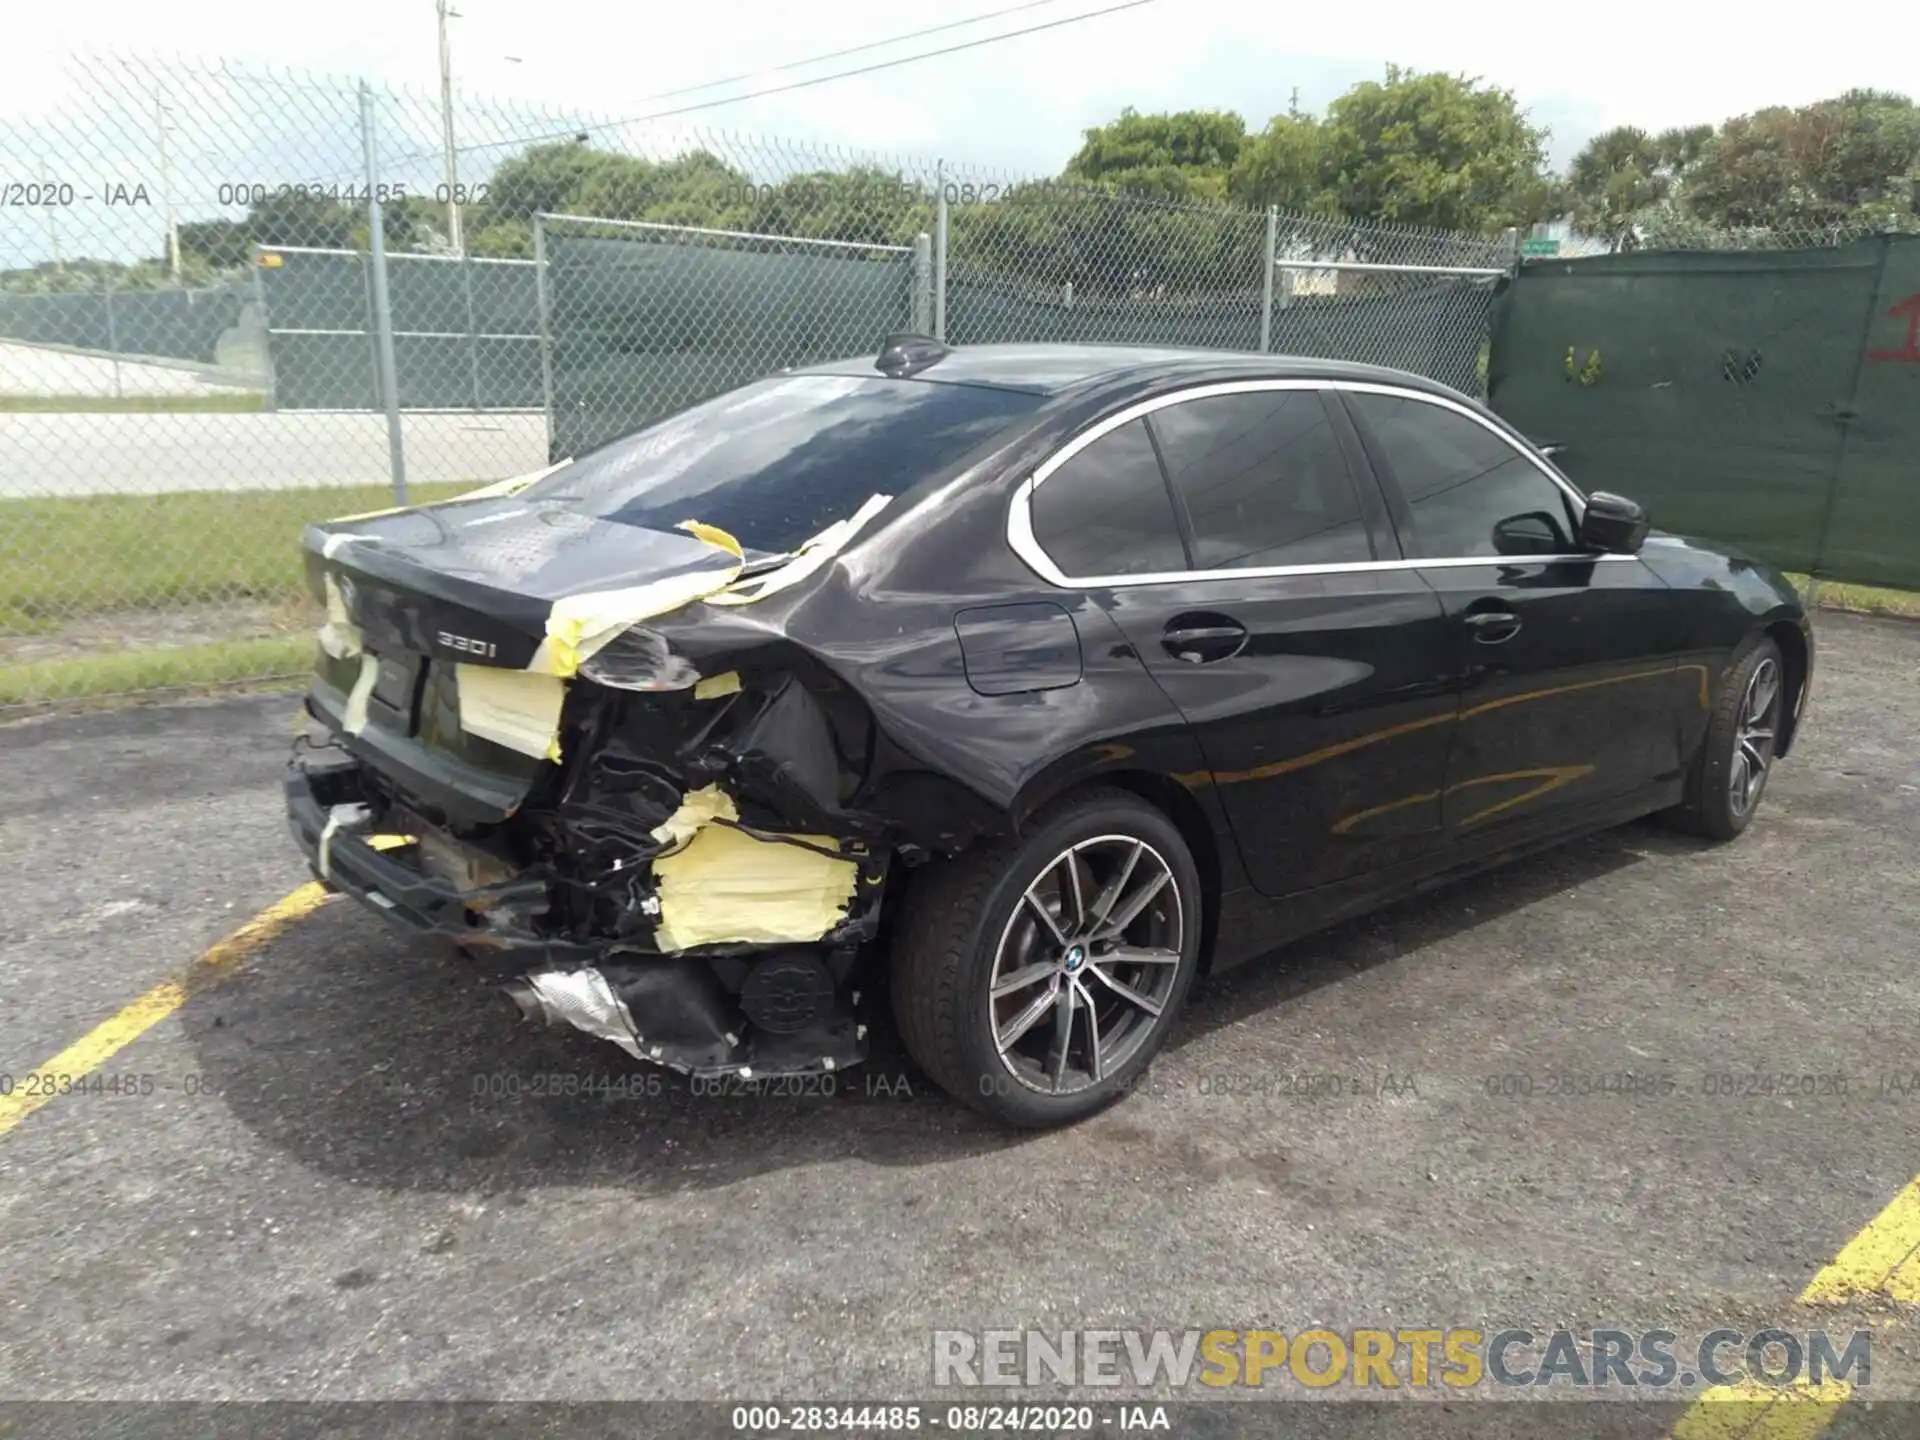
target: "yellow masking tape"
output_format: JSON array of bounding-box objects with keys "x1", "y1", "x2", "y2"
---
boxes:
[
  {"x1": 693, "y1": 671, "x2": 742, "y2": 700},
  {"x1": 652, "y1": 823, "x2": 857, "y2": 952},
  {"x1": 456, "y1": 664, "x2": 569, "y2": 763},
  {"x1": 529, "y1": 521, "x2": 745, "y2": 679},
  {"x1": 708, "y1": 493, "x2": 890, "y2": 607},
  {"x1": 648, "y1": 783, "x2": 739, "y2": 851},
  {"x1": 678, "y1": 519, "x2": 744, "y2": 560},
  {"x1": 317, "y1": 571, "x2": 365, "y2": 660},
  {"x1": 325, "y1": 460, "x2": 574, "y2": 525},
  {"x1": 454, "y1": 459, "x2": 573, "y2": 504},
  {"x1": 342, "y1": 652, "x2": 379, "y2": 734}
]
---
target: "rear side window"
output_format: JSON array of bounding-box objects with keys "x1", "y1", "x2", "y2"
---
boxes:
[
  {"x1": 1148, "y1": 390, "x2": 1371, "y2": 569},
  {"x1": 1030, "y1": 419, "x2": 1186, "y2": 577},
  {"x1": 1347, "y1": 393, "x2": 1579, "y2": 559},
  {"x1": 527, "y1": 374, "x2": 1045, "y2": 555}
]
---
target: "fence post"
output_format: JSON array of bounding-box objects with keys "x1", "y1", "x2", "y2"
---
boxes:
[
  {"x1": 358, "y1": 82, "x2": 408, "y2": 504},
  {"x1": 102, "y1": 272, "x2": 124, "y2": 400},
  {"x1": 249, "y1": 245, "x2": 279, "y2": 412},
  {"x1": 534, "y1": 214, "x2": 557, "y2": 461},
  {"x1": 1259, "y1": 206, "x2": 1277, "y2": 353},
  {"x1": 461, "y1": 252, "x2": 484, "y2": 411},
  {"x1": 932, "y1": 165, "x2": 948, "y2": 342},
  {"x1": 911, "y1": 232, "x2": 933, "y2": 334}
]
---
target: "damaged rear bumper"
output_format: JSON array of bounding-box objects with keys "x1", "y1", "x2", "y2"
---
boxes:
[{"x1": 285, "y1": 757, "x2": 868, "y2": 1079}]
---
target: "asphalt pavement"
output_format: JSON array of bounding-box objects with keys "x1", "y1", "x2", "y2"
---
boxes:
[{"x1": 1, "y1": 611, "x2": 1917, "y2": 1436}]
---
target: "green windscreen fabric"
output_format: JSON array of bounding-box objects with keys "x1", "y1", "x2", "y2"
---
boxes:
[
  {"x1": 945, "y1": 276, "x2": 1497, "y2": 396},
  {"x1": 1488, "y1": 236, "x2": 1920, "y2": 589},
  {"x1": 258, "y1": 250, "x2": 542, "y2": 410},
  {"x1": 1825, "y1": 239, "x2": 1920, "y2": 588},
  {"x1": 0, "y1": 284, "x2": 242, "y2": 364},
  {"x1": 544, "y1": 233, "x2": 915, "y2": 460}
]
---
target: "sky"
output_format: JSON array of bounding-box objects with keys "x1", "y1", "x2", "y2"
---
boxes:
[{"x1": 2, "y1": 0, "x2": 1916, "y2": 266}]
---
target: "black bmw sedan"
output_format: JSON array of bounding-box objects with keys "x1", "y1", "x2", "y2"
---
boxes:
[{"x1": 288, "y1": 338, "x2": 1813, "y2": 1127}]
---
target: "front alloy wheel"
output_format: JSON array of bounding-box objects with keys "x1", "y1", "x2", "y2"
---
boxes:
[
  {"x1": 1727, "y1": 654, "x2": 1780, "y2": 820},
  {"x1": 1668, "y1": 634, "x2": 1786, "y2": 841}
]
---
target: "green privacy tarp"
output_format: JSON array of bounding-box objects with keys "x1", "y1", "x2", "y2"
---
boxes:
[
  {"x1": 1823, "y1": 238, "x2": 1920, "y2": 588},
  {"x1": 1488, "y1": 236, "x2": 1920, "y2": 589},
  {"x1": 0, "y1": 284, "x2": 242, "y2": 364},
  {"x1": 258, "y1": 249, "x2": 542, "y2": 409},
  {"x1": 543, "y1": 232, "x2": 915, "y2": 459},
  {"x1": 945, "y1": 275, "x2": 1498, "y2": 397}
]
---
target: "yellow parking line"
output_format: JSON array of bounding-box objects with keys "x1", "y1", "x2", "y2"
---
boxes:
[
  {"x1": 1671, "y1": 1378, "x2": 1853, "y2": 1440},
  {"x1": 0, "y1": 880, "x2": 335, "y2": 1139},
  {"x1": 1801, "y1": 1178, "x2": 1920, "y2": 1305},
  {"x1": 1667, "y1": 1174, "x2": 1920, "y2": 1439}
]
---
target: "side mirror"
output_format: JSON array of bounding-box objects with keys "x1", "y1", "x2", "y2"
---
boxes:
[{"x1": 1580, "y1": 491, "x2": 1649, "y2": 554}]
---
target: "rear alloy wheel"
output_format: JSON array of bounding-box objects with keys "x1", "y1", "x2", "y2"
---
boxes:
[
  {"x1": 891, "y1": 790, "x2": 1202, "y2": 1127},
  {"x1": 1668, "y1": 636, "x2": 1784, "y2": 841}
]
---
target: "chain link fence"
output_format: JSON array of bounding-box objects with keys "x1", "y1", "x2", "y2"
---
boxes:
[{"x1": 1, "y1": 51, "x2": 1513, "y2": 709}]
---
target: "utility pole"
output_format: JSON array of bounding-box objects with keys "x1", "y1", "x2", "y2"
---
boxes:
[
  {"x1": 437, "y1": 0, "x2": 465, "y2": 255},
  {"x1": 156, "y1": 92, "x2": 182, "y2": 284}
]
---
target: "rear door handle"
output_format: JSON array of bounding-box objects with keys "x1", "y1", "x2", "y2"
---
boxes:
[
  {"x1": 1162, "y1": 618, "x2": 1248, "y2": 664},
  {"x1": 1464, "y1": 609, "x2": 1522, "y2": 643}
]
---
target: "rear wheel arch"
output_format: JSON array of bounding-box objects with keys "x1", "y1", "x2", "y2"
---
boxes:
[{"x1": 1010, "y1": 768, "x2": 1223, "y2": 977}]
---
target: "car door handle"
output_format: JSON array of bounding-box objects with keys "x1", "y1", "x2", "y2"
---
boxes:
[
  {"x1": 1162, "y1": 619, "x2": 1248, "y2": 664},
  {"x1": 1464, "y1": 609, "x2": 1522, "y2": 643}
]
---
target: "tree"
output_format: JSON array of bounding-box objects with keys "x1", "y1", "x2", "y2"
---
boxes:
[
  {"x1": 1684, "y1": 90, "x2": 1920, "y2": 232},
  {"x1": 1230, "y1": 67, "x2": 1553, "y2": 234},
  {"x1": 1561, "y1": 124, "x2": 1712, "y2": 250},
  {"x1": 748, "y1": 166, "x2": 924, "y2": 246},
  {"x1": 948, "y1": 179, "x2": 1260, "y2": 298},
  {"x1": 1062, "y1": 108, "x2": 1246, "y2": 204},
  {"x1": 179, "y1": 189, "x2": 360, "y2": 269},
  {"x1": 483, "y1": 140, "x2": 645, "y2": 223}
]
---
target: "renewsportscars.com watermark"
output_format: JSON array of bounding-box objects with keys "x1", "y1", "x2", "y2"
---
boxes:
[{"x1": 932, "y1": 1327, "x2": 1871, "y2": 1392}]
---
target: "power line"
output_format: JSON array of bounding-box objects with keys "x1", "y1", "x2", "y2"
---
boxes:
[
  {"x1": 448, "y1": 0, "x2": 1163, "y2": 164},
  {"x1": 632, "y1": 0, "x2": 1084, "y2": 106}
]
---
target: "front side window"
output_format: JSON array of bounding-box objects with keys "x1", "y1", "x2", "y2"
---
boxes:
[
  {"x1": 1348, "y1": 393, "x2": 1579, "y2": 560},
  {"x1": 1148, "y1": 390, "x2": 1371, "y2": 569},
  {"x1": 1030, "y1": 418, "x2": 1187, "y2": 577}
]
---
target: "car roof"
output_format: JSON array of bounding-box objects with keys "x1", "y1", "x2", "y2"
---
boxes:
[{"x1": 796, "y1": 341, "x2": 1464, "y2": 401}]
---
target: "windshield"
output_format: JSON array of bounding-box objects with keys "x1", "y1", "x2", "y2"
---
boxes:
[{"x1": 523, "y1": 374, "x2": 1047, "y2": 555}]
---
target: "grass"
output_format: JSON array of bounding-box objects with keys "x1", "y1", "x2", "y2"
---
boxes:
[
  {"x1": 0, "y1": 481, "x2": 475, "y2": 621},
  {"x1": 0, "y1": 392, "x2": 269, "y2": 413},
  {"x1": 1786, "y1": 573, "x2": 1920, "y2": 620},
  {"x1": 0, "y1": 635, "x2": 312, "y2": 708}
]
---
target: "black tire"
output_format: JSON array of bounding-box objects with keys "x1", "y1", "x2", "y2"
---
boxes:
[
  {"x1": 890, "y1": 787, "x2": 1203, "y2": 1128},
  {"x1": 1665, "y1": 635, "x2": 1785, "y2": 842}
]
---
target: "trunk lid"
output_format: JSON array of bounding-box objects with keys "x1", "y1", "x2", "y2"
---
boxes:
[{"x1": 303, "y1": 496, "x2": 742, "y2": 823}]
